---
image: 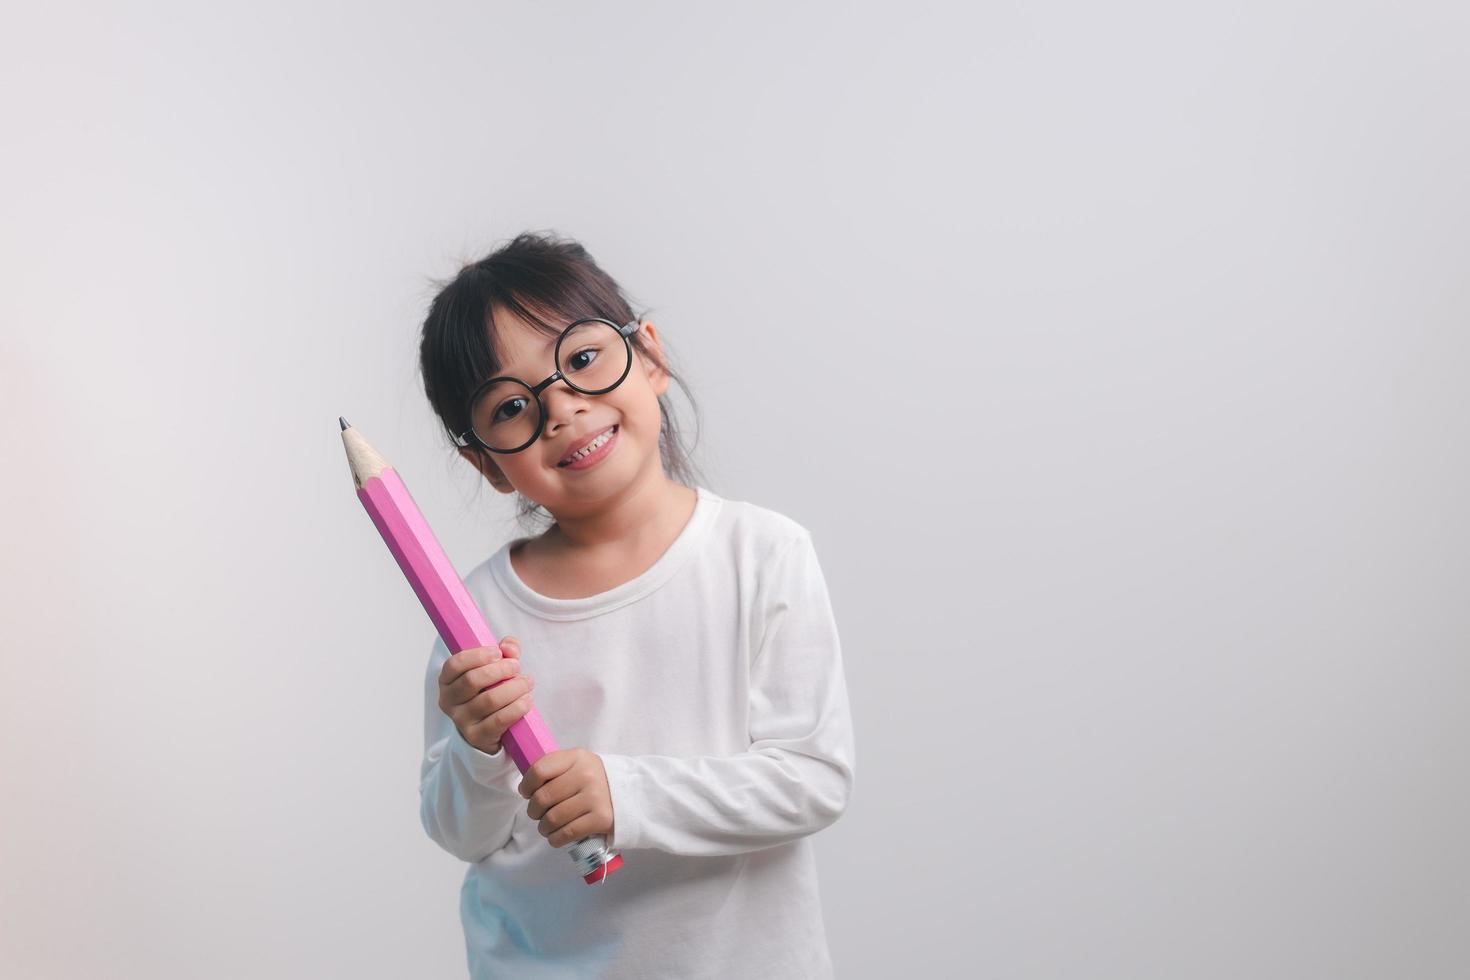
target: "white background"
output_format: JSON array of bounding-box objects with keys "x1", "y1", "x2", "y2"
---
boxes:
[{"x1": 3, "y1": 2, "x2": 1467, "y2": 977}]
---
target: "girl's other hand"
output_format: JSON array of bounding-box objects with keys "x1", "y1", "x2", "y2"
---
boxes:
[
  {"x1": 518, "y1": 748, "x2": 616, "y2": 849},
  {"x1": 437, "y1": 635, "x2": 535, "y2": 755}
]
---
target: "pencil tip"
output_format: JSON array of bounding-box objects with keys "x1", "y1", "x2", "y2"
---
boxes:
[{"x1": 339, "y1": 416, "x2": 350, "y2": 431}]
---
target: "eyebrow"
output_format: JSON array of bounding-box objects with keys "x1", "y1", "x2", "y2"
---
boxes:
[{"x1": 499, "y1": 335, "x2": 558, "y2": 380}]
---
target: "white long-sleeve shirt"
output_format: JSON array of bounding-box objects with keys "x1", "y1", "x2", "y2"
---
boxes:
[{"x1": 418, "y1": 485, "x2": 857, "y2": 979}]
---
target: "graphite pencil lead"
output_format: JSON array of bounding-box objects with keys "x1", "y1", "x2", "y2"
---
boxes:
[{"x1": 339, "y1": 416, "x2": 351, "y2": 431}]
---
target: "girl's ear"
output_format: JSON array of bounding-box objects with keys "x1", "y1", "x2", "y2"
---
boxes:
[
  {"x1": 636, "y1": 320, "x2": 671, "y2": 397},
  {"x1": 457, "y1": 446, "x2": 515, "y2": 494}
]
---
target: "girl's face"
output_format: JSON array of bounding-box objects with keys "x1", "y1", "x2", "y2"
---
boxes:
[{"x1": 456, "y1": 303, "x2": 672, "y2": 517}]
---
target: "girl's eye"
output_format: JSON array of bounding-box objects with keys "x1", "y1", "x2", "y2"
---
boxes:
[
  {"x1": 567, "y1": 347, "x2": 599, "y2": 372},
  {"x1": 492, "y1": 397, "x2": 527, "y2": 423}
]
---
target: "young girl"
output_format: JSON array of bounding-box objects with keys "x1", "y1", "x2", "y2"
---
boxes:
[{"x1": 415, "y1": 231, "x2": 856, "y2": 979}]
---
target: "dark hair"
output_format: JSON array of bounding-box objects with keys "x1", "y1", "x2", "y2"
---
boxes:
[{"x1": 418, "y1": 231, "x2": 706, "y2": 531}]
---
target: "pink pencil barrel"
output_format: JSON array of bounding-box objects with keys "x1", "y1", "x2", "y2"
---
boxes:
[
  {"x1": 339, "y1": 418, "x2": 623, "y2": 885},
  {"x1": 357, "y1": 464, "x2": 557, "y2": 770}
]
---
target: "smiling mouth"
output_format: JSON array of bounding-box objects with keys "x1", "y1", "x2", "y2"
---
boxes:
[{"x1": 558, "y1": 425, "x2": 618, "y2": 467}]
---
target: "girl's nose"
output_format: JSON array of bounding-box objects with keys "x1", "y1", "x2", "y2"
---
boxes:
[{"x1": 541, "y1": 381, "x2": 592, "y2": 435}]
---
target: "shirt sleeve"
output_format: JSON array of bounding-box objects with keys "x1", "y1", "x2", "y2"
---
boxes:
[
  {"x1": 418, "y1": 633, "x2": 527, "y2": 864},
  {"x1": 598, "y1": 530, "x2": 857, "y2": 857}
]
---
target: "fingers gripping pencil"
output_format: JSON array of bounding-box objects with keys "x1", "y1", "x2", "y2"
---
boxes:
[{"x1": 338, "y1": 417, "x2": 624, "y2": 885}]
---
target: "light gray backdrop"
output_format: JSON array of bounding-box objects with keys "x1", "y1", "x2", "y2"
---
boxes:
[{"x1": 3, "y1": 1, "x2": 1467, "y2": 977}]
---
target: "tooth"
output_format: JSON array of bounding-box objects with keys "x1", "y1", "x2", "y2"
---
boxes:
[{"x1": 567, "y1": 429, "x2": 612, "y2": 463}]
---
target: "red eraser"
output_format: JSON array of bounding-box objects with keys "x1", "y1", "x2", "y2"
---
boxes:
[{"x1": 583, "y1": 853, "x2": 624, "y2": 885}]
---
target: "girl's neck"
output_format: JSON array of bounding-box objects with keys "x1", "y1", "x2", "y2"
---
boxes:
[{"x1": 541, "y1": 469, "x2": 696, "y2": 555}]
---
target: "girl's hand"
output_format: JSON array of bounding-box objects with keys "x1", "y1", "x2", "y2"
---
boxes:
[
  {"x1": 437, "y1": 635, "x2": 535, "y2": 755},
  {"x1": 518, "y1": 748, "x2": 615, "y2": 849}
]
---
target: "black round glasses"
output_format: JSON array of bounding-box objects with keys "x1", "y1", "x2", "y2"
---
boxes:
[{"x1": 454, "y1": 317, "x2": 642, "y2": 454}]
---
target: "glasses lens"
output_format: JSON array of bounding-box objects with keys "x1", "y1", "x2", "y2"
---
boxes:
[
  {"x1": 559, "y1": 320, "x2": 629, "y2": 394},
  {"x1": 470, "y1": 379, "x2": 541, "y2": 451}
]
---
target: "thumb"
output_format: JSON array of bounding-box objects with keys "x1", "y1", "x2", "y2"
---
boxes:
[{"x1": 498, "y1": 635, "x2": 521, "y2": 661}]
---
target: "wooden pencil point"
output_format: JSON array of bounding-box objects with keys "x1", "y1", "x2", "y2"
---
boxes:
[{"x1": 340, "y1": 425, "x2": 389, "y2": 491}]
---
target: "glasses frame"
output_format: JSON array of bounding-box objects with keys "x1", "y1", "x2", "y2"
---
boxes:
[{"x1": 454, "y1": 317, "x2": 642, "y2": 454}]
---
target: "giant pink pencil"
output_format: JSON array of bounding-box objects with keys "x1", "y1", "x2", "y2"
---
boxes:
[{"x1": 339, "y1": 416, "x2": 623, "y2": 885}]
